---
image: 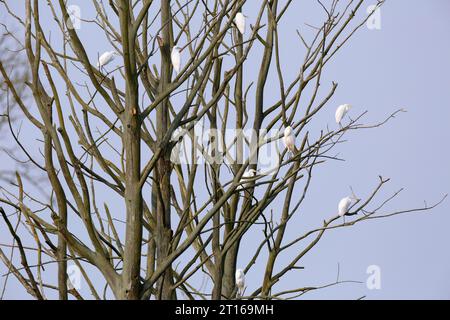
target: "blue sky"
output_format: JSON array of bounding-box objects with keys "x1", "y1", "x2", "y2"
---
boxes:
[{"x1": 1, "y1": 0, "x2": 450, "y2": 299}]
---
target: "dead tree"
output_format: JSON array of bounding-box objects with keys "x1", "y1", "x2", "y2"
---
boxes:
[{"x1": 0, "y1": 0, "x2": 444, "y2": 300}]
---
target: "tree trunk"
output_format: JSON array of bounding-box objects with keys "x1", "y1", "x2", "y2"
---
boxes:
[
  {"x1": 154, "y1": 0, "x2": 176, "y2": 300},
  {"x1": 119, "y1": 0, "x2": 143, "y2": 300}
]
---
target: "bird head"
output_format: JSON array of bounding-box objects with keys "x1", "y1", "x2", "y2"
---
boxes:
[
  {"x1": 248, "y1": 169, "x2": 257, "y2": 176},
  {"x1": 344, "y1": 104, "x2": 352, "y2": 111},
  {"x1": 284, "y1": 126, "x2": 293, "y2": 137}
]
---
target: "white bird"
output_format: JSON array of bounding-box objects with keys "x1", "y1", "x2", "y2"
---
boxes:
[
  {"x1": 335, "y1": 104, "x2": 352, "y2": 124},
  {"x1": 338, "y1": 196, "x2": 353, "y2": 217},
  {"x1": 96, "y1": 51, "x2": 117, "y2": 69},
  {"x1": 234, "y1": 12, "x2": 246, "y2": 35},
  {"x1": 171, "y1": 46, "x2": 182, "y2": 74},
  {"x1": 235, "y1": 268, "x2": 245, "y2": 296},
  {"x1": 237, "y1": 169, "x2": 257, "y2": 190},
  {"x1": 283, "y1": 126, "x2": 296, "y2": 154}
]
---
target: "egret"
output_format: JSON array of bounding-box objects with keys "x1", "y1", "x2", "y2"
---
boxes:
[
  {"x1": 171, "y1": 46, "x2": 182, "y2": 74},
  {"x1": 96, "y1": 51, "x2": 117, "y2": 69},
  {"x1": 235, "y1": 268, "x2": 245, "y2": 296},
  {"x1": 234, "y1": 12, "x2": 246, "y2": 35},
  {"x1": 335, "y1": 104, "x2": 352, "y2": 124},
  {"x1": 283, "y1": 126, "x2": 296, "y2": 154},
  {"x1": 338, "y1": 196, "x2": 353, "y2": 217},
  {"x1": 237, "y1": 169, "x2": 256, "y2": 190}
]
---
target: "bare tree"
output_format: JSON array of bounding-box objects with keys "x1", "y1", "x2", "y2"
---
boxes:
[{"x1": 0, "y1": 0, "x2": 445, "y2": 300}]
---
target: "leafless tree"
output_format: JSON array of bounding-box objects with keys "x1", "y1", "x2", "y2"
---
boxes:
[{"x1": 0, "y1": 0, "x2": 445, "y2": 300}]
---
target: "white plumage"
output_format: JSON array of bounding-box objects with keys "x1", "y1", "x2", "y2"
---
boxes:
[
  {"x1": 335, "y1": 104, "x2": 352, "y2": 124},
  {"x1": 171, "y1": 46, "x2": 181, "y2": 74},
  {"x1": 235, "y1": 268, "x2": 245, "y2": 295},
  {"x1": 237, "y1": 169, "x2": 256, "y2": 190},
  {"x1": 338, "y1": 196, "x2": 352, "y2": 217},
  {"x1": 234, "y1": 12, "x2": 246, "y2": 35},
  {"x1": 96, "y1": 51, "x2": 116, "y2": 68},
  {"x1": 283, "y1": 126, "x2": 295, "y2": 153}
]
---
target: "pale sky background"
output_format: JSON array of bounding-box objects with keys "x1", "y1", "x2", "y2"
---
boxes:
[{"x1": 1, "y1": 0, "x2": 450, "y2": 300}]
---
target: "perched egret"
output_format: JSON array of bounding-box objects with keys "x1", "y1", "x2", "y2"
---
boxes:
[
  {"x1": 237, "y1": 169, "x2": 257, "y2": 190},
  {"x1": 234, "y1": 12, "x2": 246, "y2": 35},
  {"x1": 171, "y1": 46, "x2": 182, "y2": 74},
  {"x1": 338, "y1": 196, "x2": 353, "y2": 217},
  {"x1": 283, "y1": 126, "x2": 296, "y2": 154},
  {"x1": 335, "y1": 104, "x2": 352, "y2": 124},
  {"x1": 96, "y1": 51, "x2": 117, "y2": 69},
  {"x1": 235, "y1": 269, "x2": 245, "y2": 296}
]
